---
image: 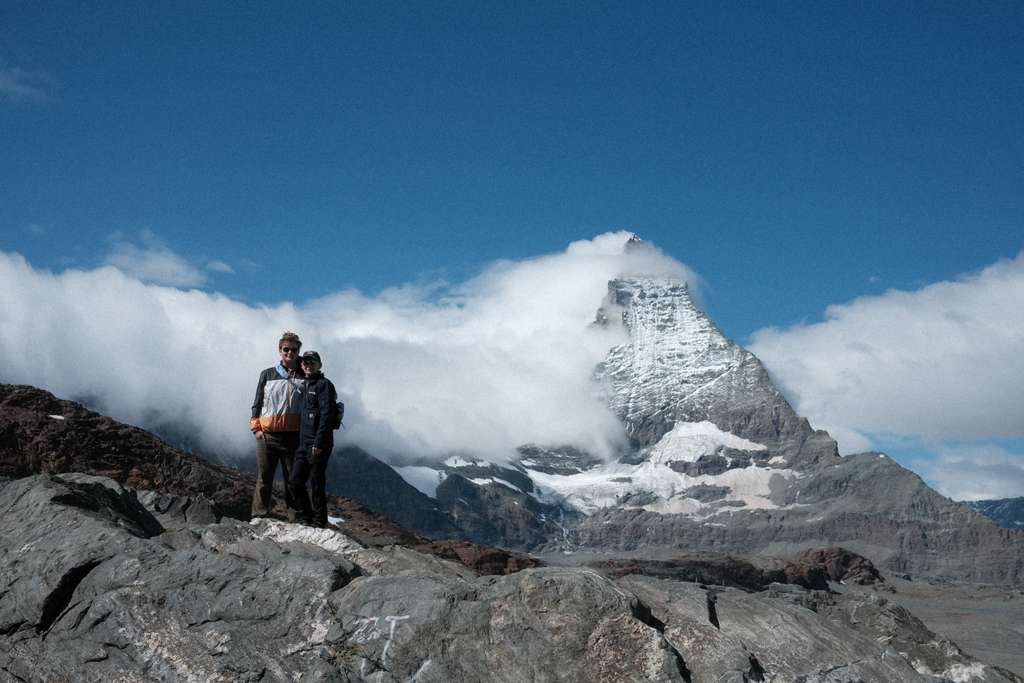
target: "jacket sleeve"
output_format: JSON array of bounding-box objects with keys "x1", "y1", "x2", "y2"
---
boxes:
[
  {"x1": 313, "y1": 380, "x2": 335, "y2": 448},
  {"x1": 250, "y1": 370, "x2": 267, "y2": 433}
]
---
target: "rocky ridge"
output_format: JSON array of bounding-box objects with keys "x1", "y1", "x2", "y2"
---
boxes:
[{"x1": 2, "y1": 471, "x2": 1020, "y2": 683}]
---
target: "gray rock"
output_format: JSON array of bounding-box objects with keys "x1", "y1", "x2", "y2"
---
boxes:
[
  {"x1": 323, "y1": 567, "x2": 689, "y2": 683},
  {"x1": 136, "y1": 488, "x2": 220, "y2": 528},
  {"x1": 2, "y1": 473, "x2": 1018, "y2": 682},
  {"x1": 623, "y1": 575, "x2": 1016, "y2": 683},
  {"x1": 0, "y1": 474, "x2": 161, "y2": 635},
  {"x1": 0, "y1": 474, "x2": 356, "y2": 682}
]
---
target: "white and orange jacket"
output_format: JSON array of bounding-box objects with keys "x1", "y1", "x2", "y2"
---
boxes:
[{"x1": 250, "y1": 365, "x2": 306, "y2": 434}]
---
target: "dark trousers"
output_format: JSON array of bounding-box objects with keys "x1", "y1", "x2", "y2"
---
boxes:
[
  {"x1": 290, "y1": 444, "x2": 332, "y2": 527},
  {"x1": 252, "y1": 431, "x2": 300, "y2": 521}
]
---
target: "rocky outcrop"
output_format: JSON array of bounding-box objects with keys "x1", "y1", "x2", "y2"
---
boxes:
[
  {"x1": 2, "y1": 473, "x2": 1017, "y2": 682},
  {"x1": 0, "y1": 382, "x2": 254, "y2": 520},
  {"x1": 588, "y1": 552, "x2": 833, "y2": 592},
  {"x1": 413, "y1": 539, "x2": 545, "y2": 576},
  {"x1": 624, "y1": 575, "x2": 1021, "y2": 683},
  {"x1": 796, "y1": 546, "x2": 884, "y2": 585},
  {"x1": 0, "y1": 473, "x2": 358, "y2": 681}
]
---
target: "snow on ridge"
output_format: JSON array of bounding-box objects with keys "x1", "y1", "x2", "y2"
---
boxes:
[
  {"x1": 393, "y1": 465, "x2": 448, "y2": 498},
  {"x1": 645, "y1": 420, "x2": 766, "y2": 464},
  {"x1": 388, "y1": 420, "x2": 790, "y2": 518},
  {"x1": 600, "y1": 277, "x2": 760, "y2": 436},
  {"x1": 526, "y1": 456, "x2": 800, "y2": 516},
  {"x1": 470, "y1": 477, "x2": 523, "y2": 494}
]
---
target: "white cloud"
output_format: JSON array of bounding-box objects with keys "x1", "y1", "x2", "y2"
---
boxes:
[
  {"x1": 0, "y1": 251, "x2": 283, "y2": 459},
  {"x1": 748, "y1": 253, "x2": 1024, "y2": 500},
  {"x1": 104, "y1": 231, "x2": 207, "y2": 287},
  {"x1": 206, "y1": 260, "x2": 234, "y2": 274},
  {"x1": 0, "y1": 232, "x2": 697, "y2": 465},
  {"x1": 914, "y1": 443, "x2": 1024, "y2": 501},
  {"x1": 748, "y1": 252, "x2": 1024, "y2": 448},
  {"x1": 0, "y1": 63, "x2": 50, "y2": 102}
]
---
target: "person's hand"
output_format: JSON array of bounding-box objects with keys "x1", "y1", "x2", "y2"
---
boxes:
[
  {"x1": 311, "y1": 446, "x2": 321, "y2": 455},
  {"x1": 255, "y1": 430, "x2": 265, "y2": 440}
]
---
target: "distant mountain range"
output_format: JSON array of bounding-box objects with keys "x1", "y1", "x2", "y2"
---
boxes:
[{"x1": 966, "y1": 498, "x2": 1024, "y2": 530}]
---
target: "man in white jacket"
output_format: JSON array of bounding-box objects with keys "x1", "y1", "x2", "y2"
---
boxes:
[{"x1": 249, "y1": 331, "x2": 306, "y2": 521}]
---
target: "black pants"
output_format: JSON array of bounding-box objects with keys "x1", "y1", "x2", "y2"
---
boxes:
[{"x1": 290, "y1": 444, "x2": 332, "y2": 527}]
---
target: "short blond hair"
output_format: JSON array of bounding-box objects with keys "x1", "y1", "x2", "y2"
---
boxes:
[{"x1": 278, "y1": 332, "x2": 302, "y2": 350}]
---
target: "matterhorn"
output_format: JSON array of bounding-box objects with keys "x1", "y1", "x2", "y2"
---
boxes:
[{"x1": 330, "y1": 235, "x2": 1022, "y2": 585}]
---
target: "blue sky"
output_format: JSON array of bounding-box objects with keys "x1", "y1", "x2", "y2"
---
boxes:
[{"x1": 2, "y1": 2, "x2": 1023, "y2": 500}]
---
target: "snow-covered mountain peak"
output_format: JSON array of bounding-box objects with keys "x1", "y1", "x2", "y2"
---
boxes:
[
  {"x1": 387, "y1": 272, "x2": 837, "y2": 533},
  {"x1": 596, "y1": 276, "x2": 838, "y2": 466}
]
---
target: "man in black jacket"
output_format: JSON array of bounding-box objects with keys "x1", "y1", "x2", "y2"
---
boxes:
[{"x1": 290, "y1": 351, "x2": 337, "y2": 528}]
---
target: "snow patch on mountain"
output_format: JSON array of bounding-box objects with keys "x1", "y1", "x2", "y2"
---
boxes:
[
  {"x1": 391, "y1": 421, "x2": 790, "y2": 516},
  {"x1": 526, "y1": 457, "x2": 800, "y2": 515},
  {"x1": 470, "y1": 477, "x2": 524, "y2": 493},
  {"x1": 646, "y1": 420, "x2": 766, "y2": 464},
  {"x1": 392, "y1": 465, "x2": 448, "y2": 498},
  {"x1": 708, "y1": 466, "x2": 798, "y2": 509}
]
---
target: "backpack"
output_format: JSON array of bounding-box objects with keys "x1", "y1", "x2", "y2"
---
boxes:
[{"x1": 330, "y1": 385, "x2": 345, "y2": 430}]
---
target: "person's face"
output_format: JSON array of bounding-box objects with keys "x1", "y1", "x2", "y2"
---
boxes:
[
  {"x1": 301, "y1": 358, "x2": 322, "y2": 374},
  {"x1": 279, "y1": 343, "x2": 300, "y2": 366}
]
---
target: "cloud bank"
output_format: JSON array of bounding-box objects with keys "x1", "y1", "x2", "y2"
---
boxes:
[
  {"x1": 0, "y1": 232, "x2": 694, "y2": 464},
  {"x1": 914, "y1": 443, "x2": 1024, "y2": 502},
  {"x1": 6, "y1": 233, "x2": 1021, "y2": 500},
  {"x1": 749, "y1": 252, "x2": 1024, "y2": 498},
  {"x1": 104, "y1": 231, "x2": 210, "y2": 287}
]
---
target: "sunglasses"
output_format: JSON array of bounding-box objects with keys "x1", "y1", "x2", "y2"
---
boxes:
[
  {"x1": 301, "y1": 358, "x2": 319, "y2": 365},
  {"x1": 281, "y1": 347, "x2": 299, "y2": 353}
]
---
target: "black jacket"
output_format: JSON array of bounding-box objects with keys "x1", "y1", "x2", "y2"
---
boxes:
[{"x1": 299, "y1": 373, "x2": 336, "y2": 450}]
